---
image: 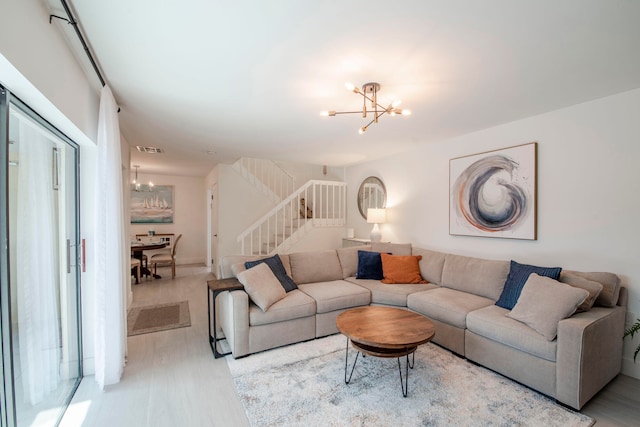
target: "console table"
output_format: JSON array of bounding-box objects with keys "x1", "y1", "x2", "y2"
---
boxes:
[
  {"x1": 207, "y1": 278, "x2": 244, "y2": 358},
  {"x1": 342, "y1": 238, "x2": 371, "y2": 248}
]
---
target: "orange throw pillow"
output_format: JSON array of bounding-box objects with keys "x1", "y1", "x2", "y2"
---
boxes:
[{"x1": 380, "y1": 253, "x2": 428, "y2": 284}]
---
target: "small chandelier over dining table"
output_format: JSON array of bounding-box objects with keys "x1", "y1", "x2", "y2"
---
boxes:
[
  {"x1": 131, "y1": 165, "x2": 154, "y2": 192},
  {"x1": 320, "y1": 82, "x2": 411, "y2": 134}
]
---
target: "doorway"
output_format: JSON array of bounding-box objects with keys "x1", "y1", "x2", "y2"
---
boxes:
[{"x1": 0, "y1": 87, "x2": 82, "y2": 427}]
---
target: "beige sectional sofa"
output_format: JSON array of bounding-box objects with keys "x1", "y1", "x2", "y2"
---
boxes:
[{"x1": 218, "y1": 242, "x2": 626, "y2": 410}]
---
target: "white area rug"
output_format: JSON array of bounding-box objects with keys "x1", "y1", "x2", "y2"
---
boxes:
[{"x1": 226, "y1": 335, "x2": 594, "y2": 427}]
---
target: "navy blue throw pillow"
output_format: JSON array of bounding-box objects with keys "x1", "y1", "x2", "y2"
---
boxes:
[
  {"x1": 245, "y1": 255, "x2": 298, "y2": 292},
  {"x1": 495, "y1": 260, "x2": 562, "y2": 310},
  {"x1": 356, "y1": 251, "x2": 384, "y2": 280}
]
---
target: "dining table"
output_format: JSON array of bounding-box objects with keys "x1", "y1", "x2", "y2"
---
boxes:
[{"x1": 131, "y1": 241, "x2": 169, "y2": 280}]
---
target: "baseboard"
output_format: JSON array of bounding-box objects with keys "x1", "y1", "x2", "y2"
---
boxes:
[
  {"x1": 175, "y1": 257, "x2": 205, "y2": 265},
  {"x1": 83, "y1": 356, "x2": 95, "y2": 376},
  {"x1": 621, "y1": 357, "x2": 640, "y2": 379}
]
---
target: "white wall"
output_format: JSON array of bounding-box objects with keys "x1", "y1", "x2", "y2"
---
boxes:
[
  {"x1": 129, "y1": 172, "x2": 206, "y2": 265},
  {"x1": 216, "y1": 164, "x2": 276, "y2": 261},
  {"x1": 345, "y1": 88, "x2": 640, "y2": 378},
  {"x1": 286, "y1": 227, "x2": 346, "y2": 253},
  {"x1": 0, "y1": 0, "x2": 99, "y2": 139}
]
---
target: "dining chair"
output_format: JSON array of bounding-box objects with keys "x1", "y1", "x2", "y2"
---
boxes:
[
  {"x1": 131, "y1": 257, "x2": 141, "y2": 284},
  {"x1": 150, "y1": 234, "x2": 182, "y2": 279}
]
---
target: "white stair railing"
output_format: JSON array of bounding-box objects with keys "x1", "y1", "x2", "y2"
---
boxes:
[
  {"x1": 237, "y1": 180, "x2": 347, "y2": 255},
  {"x1": 233, "y1": 157, "x2": 296, "y2": 203}
]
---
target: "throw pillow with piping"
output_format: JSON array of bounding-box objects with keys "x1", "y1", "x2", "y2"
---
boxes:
[
  {"x1": 245, "y1": 254, "x2": 298, "y2": 292},
  {"x1": 380, "y1": 253, "x2": 428, "y2": 284}
]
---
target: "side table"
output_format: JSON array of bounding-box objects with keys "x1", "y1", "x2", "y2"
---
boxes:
[{"x1": 207, "y1": 278, "x2": 244, "y2": 358}]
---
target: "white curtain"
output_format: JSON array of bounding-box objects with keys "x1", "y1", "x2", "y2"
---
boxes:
[
  {"x1": 94, "y1": 85, "x2": 126, "y2": 388},
  {"x1": 16, "y1": 118, "x2": 61, "y2": 405}
]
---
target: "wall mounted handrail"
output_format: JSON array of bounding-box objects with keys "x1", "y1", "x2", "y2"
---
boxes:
[{"x1": 234, "y1": 157, "x2": 296, "y2": 203}]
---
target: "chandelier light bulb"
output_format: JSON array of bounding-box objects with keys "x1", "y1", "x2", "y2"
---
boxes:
[
  {"x1": 402, "y1": 109, "x2": 412, "y2": 115},
  {"x1": 345, "y1": 82, "x2": 356, "y2": 92},
  {"x1": 320, "y1": 111, "x2": 329, "y2": 116},
  {"x1": 392, "y1": 99, "x2": 401, "y2": 108},
  {"x1": 358, "y1": 126, "x2": 367, "y2": 135}
]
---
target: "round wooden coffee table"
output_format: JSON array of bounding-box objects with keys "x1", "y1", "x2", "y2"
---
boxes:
[{"x1": 336, "y1": 306, "x2": 435, "y2": 397}]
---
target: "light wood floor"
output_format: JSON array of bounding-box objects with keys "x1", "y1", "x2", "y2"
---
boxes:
[{"x1": 60, "y1": 265, "x2": 639, "y2": 426}]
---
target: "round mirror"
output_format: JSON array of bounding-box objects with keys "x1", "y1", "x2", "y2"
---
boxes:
[{"x1": 357, "y1": 176, "x2": 387, "y2": 219}]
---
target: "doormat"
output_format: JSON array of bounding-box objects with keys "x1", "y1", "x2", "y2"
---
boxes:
[{"x1": 127, "y1": 301, "x2": 191, "y2": 336}]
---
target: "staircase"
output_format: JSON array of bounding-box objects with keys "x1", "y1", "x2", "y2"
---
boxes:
[
  {"x1": 233, "y1": 157, "x2": 296, "y2": 203},
  {"x1": 237, "y1": 179, "x2": 347, "y2": 255}
]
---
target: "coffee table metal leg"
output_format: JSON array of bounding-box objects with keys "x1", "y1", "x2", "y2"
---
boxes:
[
  {"x1": 398, "y1": 353, "x2": 411, "y2": 397},
  {"x1": 344, "y1": 337, "x2": 360, "y2": 384}
]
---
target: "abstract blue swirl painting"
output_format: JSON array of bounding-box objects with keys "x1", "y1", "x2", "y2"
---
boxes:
[{"x1": 450, "y1": 143, "x2": 537, "y2": 240}]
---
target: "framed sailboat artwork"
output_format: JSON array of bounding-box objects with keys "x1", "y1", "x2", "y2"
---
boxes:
[{"x1": 131, "y1": 185, "x2": 174, "y2": 224}]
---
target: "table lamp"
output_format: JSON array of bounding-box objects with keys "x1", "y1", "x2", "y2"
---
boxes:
[{"x1": 367, "y1": 208, "x2": 386, "y2": 243}]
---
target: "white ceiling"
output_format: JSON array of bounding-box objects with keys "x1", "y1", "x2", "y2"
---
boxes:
[{"x1": 49, "y1": 1, "x2": 640, "y2": 176}]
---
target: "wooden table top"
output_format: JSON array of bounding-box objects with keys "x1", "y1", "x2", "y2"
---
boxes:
[
  {"x1": 336, "y1": 306, "x2": 435, "y2": 351},
  {"x1": 131, "y1": 242, "x2": 168, "y2": 251},
  {"x1": 207, "y1": 277, "x2": 244, "y2": 293}
]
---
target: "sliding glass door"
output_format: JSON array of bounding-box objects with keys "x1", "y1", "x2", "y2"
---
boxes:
[{"x1": 0, "y1": 86, "x2": 82, "y2": 427}]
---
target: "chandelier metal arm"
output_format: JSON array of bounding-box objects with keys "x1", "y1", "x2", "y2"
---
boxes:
[
  {"x1": 360, "y1": 109, "x2": 393, "y2": 133},
  {"x1": 361, "y1": 93, "x2": 389, "y2": 112}
]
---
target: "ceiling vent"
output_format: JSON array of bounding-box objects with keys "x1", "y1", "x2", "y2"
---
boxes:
[{"x1": 136, "y1": 146, "x2": 164, "y2": 154}]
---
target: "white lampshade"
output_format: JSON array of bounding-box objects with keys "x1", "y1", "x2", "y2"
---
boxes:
[
  {"x1": 367, "y1": 208, "x2": 386, "y2": 243},
  {"x1": 367, "y1": 208, "x2": 386, "y2": 224}
]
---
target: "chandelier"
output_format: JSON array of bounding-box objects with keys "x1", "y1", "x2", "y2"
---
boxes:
[
  {"x1": 321, "y1": 82, "x2": 411, "y2": 134},
  {"x1": 131, "y1": 165, "x2": 154, "y2": 192}
]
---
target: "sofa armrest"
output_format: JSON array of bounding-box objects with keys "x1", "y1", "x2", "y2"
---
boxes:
[
  {"x1": 219, "y1": 290, "x2": 250, "y2": 358},
  {"x1": 556, "y1": 305, "x2": 626, "y2": 409}
]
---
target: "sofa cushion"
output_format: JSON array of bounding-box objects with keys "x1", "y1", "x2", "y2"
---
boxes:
[
  {"x1": 249, "y1": 289, "x2": 317, "y2": 326},
  {"x1": 297, "y1": 280, "x2": 371, "y2": 314},
  {"x1": 245, "y1": 254, "x2": 298, "y2": 292},
  {"x1": 441, "y1": 254, "x2": 510, "y2": 301},
  {"x1": 289, "y1": 250, "x2": 343, "y2": 284},
  {"x1": 495, "y1": 260, "x2": 562, "y2": 310},
  {"x1": 380, "y1": 253, "x2": 427, "y2": 284},
  {"x1": 337, "y1": 245, "x2": 372, "y2": 278},
  {"x1": 467, "y1": 305, "x2": 557, "y2": 362},
  {"x1": 371, "y1": 242, "x2": 412, "y2": 256},
  {"x1": 411, "y1": 247, "x2": 446, "y2": 285},
  {"x1": 508, "y1": 274, "x2": 588, "y2": 341},
  {"x1": 237, "y1": 263, "x2": 287, "y2": 311},
  {"x1": 558, "y1": 271, "x2": 603, "y2": 312},
  {"x1": 562, "y1": 270, "x2": 621, "y2": 308},
  {"x1": 407, "y1": 288, "x2": 494, "y2": 329},
  {"x1": 356, "y1": 250, "x2": 384, "y2": 280},
  {"x1": 346, "y1": 278, "x2": 436, "y2": 307}
]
